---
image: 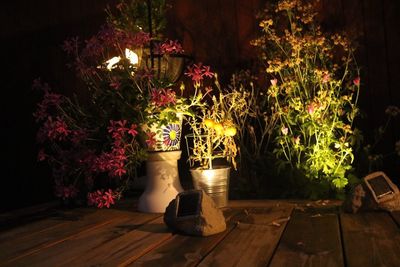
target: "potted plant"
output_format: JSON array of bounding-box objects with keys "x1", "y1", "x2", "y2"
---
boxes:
[
  {"x1": 33, "y1": 0, "x2": 195, "y2": 210},
  {"x1": 184, "y1": 64, "x2": 240, "y2": 207}
]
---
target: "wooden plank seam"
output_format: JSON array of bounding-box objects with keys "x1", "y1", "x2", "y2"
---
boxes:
[{"x1": 1, "y1": 216, "x2": 122, "y2": 266}]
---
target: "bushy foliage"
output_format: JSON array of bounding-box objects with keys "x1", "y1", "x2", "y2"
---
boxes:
[{"x1": 251, "y1": 0, "x2": 361, "y2": 194}]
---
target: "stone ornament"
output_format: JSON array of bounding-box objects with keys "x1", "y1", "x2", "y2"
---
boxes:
[{"x1": 164, "y1": 190, "x2": 227, "y2": 236}]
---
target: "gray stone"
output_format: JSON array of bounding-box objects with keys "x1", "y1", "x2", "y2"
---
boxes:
[{"x1": 164, "y1": 190, "x2": 227, "y2": 236}]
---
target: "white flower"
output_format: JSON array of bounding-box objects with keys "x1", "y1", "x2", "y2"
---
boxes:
[{"x1": 281, "y1": 126, "x2": 288, "y2": 135}]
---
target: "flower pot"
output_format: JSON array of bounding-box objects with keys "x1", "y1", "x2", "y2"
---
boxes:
[
  {"x1": 138, "y1": 150, "x2": 183, "y2": 213},
  {"x1": 190, "y1": 166, "x2": 230, "y2": 208},
  {"x1": 141, "y1": 115, "x2": 183, "y2": 152}
]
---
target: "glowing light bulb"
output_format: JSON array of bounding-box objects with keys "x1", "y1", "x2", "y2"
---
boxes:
[
  {"x1": 125, "y1": 48, "x2": 139, "y2": 65},
  {"x1": 105, "y1": 56, "x2": 121, "y2": 70}
]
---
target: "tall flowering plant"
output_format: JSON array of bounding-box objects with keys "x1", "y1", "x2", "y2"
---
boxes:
[
  {"x1": 251, "y1": 0, "x2": 361, "y2": 192},
  {"x1": 184, "y1": 64, "x2": 240, "y2": 170},
  {"x1": 34, "y1": 0, "x2": 195, "y2": 207}
]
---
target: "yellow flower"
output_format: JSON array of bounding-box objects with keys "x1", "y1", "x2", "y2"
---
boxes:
[{"x1": 260, "y1": 19, "x2": 273, "y2": 28}]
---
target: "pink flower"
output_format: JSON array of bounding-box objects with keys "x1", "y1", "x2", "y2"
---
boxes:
[
  {"x1": 353, "y1": 77, "x2": 360, "y2": 86},
  {"x1": 157, "y1": 40, "x2": 184, "y2": 54},
  {"x1": 202, "y1": 65, "x2": 214, "y2": 78},
  {"x1": 103, "y1": 189, "x2": 116, "y2": 208},
  {"x1": 151, "y1": 88, "x2": 176, "y2": 107},
  {"x1": 110, "y1": 77, "x2": 121, "y2": 90},
  {"x1": 37, "y1": 149, "x2": 47, "y2": 161},
  {"x1": 113, "y1": 164, "x2": 127, "y2": 177},
  {"x1": 322, "y1": 73, "x2": 330, "y2": 83},
  {"x1": 94, "y1": 152, "x2": 112, "y2": 172},
  {"x1": 55, "y1": 184, "x2": 78, "y2": 200},
  {"x1": 39, "y1": 116, "x2": 70, "y2": 142},
  {"x1": 82, "y1": 36, "x2": 104, "y2": 59},
  {"x1": 185, "y1": 63, "x2": 203, "y2": 84},
  {"x1": 270, "y1": 78, "x2": 278, "y2": 86},
  {"x1": 145, "y1": 132, "x2": 157, "y2": 149},
  {"x1": 293, "y1": 136, "x2": 300, "y2": 145},
  {"x1": 161, "y1": 89, "x2": 177, "y2": 105},
  {"x1": 281, "y1": 126, "x2": 288, "y2": 135},
  {"x1": 128, "y1": 124, "x2": 138, "y2": 137},
  {"x1": 93, "y1": 144, "x2": 127, "y2": 178},
  {"x1": 32, "y1": 80, "x2": 64, "y2": 122},
  {"x1": 185, "y1": 63, "x2": 214, "y2": 84},
  {"x1": 113, "y1": 147, "x2": 127, "y2": 161},
  {"x1": 87, "y1": 190, "x2": 103, "y2": 207},
  {"x1": 125, "y1": 31, "x2": 150, "y2": 48},
  {"x1": 108, "y1": 120, "x2": 129, "y2": 140},
  {"x1": 87, "y1": 189, "x2": 117, "y2": 208},
  {"x1": 307, "y1": 103, "x2": 315, "y2": 115}
]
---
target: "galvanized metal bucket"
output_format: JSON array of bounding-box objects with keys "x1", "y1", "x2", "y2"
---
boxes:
[{"x1": 190, "y1": 166, "x2": 230, "y2": 208}]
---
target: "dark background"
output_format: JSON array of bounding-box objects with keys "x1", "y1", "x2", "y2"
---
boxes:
[{"x1": 1, "y1": 0, "x2": 399, "y2": 211}]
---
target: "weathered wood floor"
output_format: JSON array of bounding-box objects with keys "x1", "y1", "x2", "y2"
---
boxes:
[{"x1": 1, "y1": 199, "x2": 400, "y2": 267}]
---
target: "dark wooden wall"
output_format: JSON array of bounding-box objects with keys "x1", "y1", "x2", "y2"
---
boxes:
[
  {"x1": 1, "y1": 0, "x2": 118, "y2": 211},
  {"x1": 165, "y1": 0, "x2": 400, "y2": 179},
  {"x1": 322, "y1": 0, "x2": 400, "y2": 147},
  {"x1": 1, "y1": 0, "x2": 399, "y2": 211}
]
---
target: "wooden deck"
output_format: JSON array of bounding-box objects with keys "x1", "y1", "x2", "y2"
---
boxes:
[{"x1": 1, "y1": 199, "x2": 400, "y2": 266}]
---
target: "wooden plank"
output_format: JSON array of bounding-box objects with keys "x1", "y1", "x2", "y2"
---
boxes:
[
  {"x1": 59, "y1": 215, "x2": 173, "y2": 266},
  {"x1": 0, "y1": 198, "x2": 137, "y2": 242},
  {"x1": 341, "y1": 211, "x2": 400, "y2": 267},
  {"x1": 0, "y1": 208, "x2": 133, "y2": 265},
  {"x1": 269, "y1": 207, "x2": 343, "y2": 267},
  {"x1": 2, "y1": 213, "x2": 160, "y2": 267},
  {"x1": 128, "y1": 208, "x2": 247, "y2": 267},
  {"x1": 228, "y1": 199, "x2": 341, "y2": 208},
  {"x1": 197, "y1": 204, "x2": 293, "y2": 267},
  {"x1": 0, "y1": 201, "x2": 58, "y2": 229},
  {"x1": 0, "y1": 207, "x2": 98, "y2": 242},
  {"x1": 390, "y1": 211, "x2": 400, "y2": 227}
]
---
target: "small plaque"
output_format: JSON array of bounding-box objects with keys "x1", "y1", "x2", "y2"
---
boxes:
[
  {"x1": 176, "y1": 190, "x2": 202, "y2": 219},
  {"x1": 364, "y1": 171, "x2": 399, "y2": 203}
]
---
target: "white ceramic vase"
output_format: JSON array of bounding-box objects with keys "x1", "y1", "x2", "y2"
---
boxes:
[{"x1": 138, "y1": 150, "x2": 183, "y2": 213}]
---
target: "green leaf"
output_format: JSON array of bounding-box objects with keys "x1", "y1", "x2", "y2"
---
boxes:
[{"x1": 332, "y1": 177, "x2": 348, "y2": 189}]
